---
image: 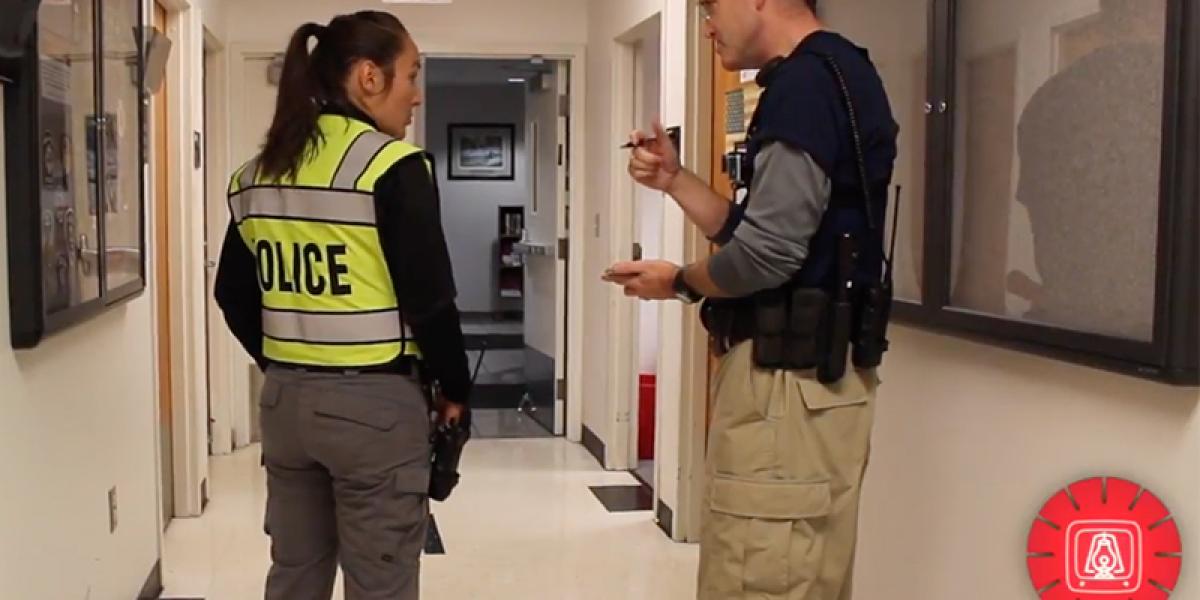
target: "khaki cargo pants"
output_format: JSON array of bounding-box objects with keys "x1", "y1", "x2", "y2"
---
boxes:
[
  {"x1": 699, "y1": 342, "x2": 878, "y2": 600},
  {"x1": 259, "y1": 366, "x2": 432, "y2": 600}
]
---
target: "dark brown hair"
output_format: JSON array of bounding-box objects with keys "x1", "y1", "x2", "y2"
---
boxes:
[{"x1": 258, "y1": 11, "x2": 411, "y2": 181}]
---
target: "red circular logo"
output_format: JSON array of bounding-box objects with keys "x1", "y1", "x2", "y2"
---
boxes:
[{"x1": 1028, "y1": 477, "x2": 1183, "y2": 599}]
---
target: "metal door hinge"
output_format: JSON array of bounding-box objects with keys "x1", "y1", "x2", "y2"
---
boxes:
[
  {"x1": 558, "y1": 94, "x2": 569, "y2": 117},
  {"x1": 557, "y1": 237, "x2": 569, "y2": 261},
  {"x1": 556, "y1": 378, "x2": 567, "y2": 400}
]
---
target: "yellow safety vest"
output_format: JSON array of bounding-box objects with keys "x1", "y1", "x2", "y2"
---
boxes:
[{"x1": 227, "y1": 115, "x2": 428, "y2": 367}]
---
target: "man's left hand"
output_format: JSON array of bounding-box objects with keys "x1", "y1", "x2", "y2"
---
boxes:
[{"x1": 603, "y1": 260, "x2": 679, "y2": 300}]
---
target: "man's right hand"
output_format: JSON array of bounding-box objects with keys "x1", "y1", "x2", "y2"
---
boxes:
[{"x1": 628, "y1": 119, "x2": 682, "y2": 192}]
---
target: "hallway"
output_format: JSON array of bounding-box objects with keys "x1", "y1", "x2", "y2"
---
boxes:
[{"x1": 161, "y1": 439, "x2": 698, "y2": 599}]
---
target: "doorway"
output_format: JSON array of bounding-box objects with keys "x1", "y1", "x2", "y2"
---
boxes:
[
  {"x1": 221, "y1": 50, "x2": 280, "y2": 451},
  {"x1": 607, "y1": 15, "x2": 664, "y2": 495},
  {"x1": 630, "y1": 30, "x2": 663, "y2": 488},
  {"x1": 151, "y1": 0, "x2": 174, "y2": 529},
  {"x1": 423, "y1": 56, "x2": 572, "y2": 439}
]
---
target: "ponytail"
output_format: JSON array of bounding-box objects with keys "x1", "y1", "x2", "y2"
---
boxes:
[
  {"x1": 259, "y1": 23, "x2": 325, "y2": 181},
  {"x1": 257, "y1": 12, "x2": 411, "y2": 182}
]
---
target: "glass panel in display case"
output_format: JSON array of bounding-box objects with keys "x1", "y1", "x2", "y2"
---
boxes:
[
  {"x1": 37, "y1": 0, "x2": 101, "y2": 313},
  {"x1": 101, "y1": 0, "x2": 144, "y2": 294}
]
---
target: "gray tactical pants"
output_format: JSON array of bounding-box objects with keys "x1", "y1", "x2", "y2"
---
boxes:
[{"x1": 259, "y1": 366, "x2": 432, "y2": 600}]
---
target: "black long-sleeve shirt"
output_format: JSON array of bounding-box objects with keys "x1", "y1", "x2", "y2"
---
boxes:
[{"x1": 214, "y1": 119, "x2": 472, "y2": 406}]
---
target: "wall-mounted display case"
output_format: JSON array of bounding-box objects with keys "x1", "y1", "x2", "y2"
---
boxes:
[{"x1": 3, "y1": 0, "x2": 156, "y2": 348}]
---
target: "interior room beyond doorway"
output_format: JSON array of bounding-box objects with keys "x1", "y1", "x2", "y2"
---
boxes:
[{"x1": 424, "y1": 56, "x2": 569, "y2": 439}]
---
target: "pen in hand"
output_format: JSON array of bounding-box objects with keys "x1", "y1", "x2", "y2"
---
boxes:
[{"x1": 620, "y1": 137, "x2": 659, "y2": 149}]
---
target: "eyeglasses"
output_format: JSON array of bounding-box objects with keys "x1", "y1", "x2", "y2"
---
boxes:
[{"x1": 698, "y1": 0, "x2": 716, "y2": 20}]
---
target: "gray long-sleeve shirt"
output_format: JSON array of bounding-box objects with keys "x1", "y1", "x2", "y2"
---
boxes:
[{"x1": 708, "y1": 142, "x2": 831, "y2": 296}]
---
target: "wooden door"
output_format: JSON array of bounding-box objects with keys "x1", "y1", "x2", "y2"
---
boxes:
[
  {"x1": 152, "y1": 0, "x2": 173, "y2": 528},
  {"x1": 705, "y1": 53, "x2": 755, "y2": 432}
]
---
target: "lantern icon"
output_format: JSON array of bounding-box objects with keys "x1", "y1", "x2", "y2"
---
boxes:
[
  {"x1": 1083, "y1": 532, "x2": 1126, "y2": 579},
  {"x1": 1068, "y1": 521, "x2": 1140, "y2": 593}
]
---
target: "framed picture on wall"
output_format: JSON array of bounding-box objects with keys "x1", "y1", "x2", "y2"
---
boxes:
[{"x1": 447, "y1": 123, "x2": 515, "y2": 181}]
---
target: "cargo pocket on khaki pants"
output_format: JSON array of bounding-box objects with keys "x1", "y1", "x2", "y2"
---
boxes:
[
  {"x1": 700, "y1": 476, "x2": 832, "y2": 599},
  {"x1": 780, "y1": 369, "x2": 878, "y2": 600}
]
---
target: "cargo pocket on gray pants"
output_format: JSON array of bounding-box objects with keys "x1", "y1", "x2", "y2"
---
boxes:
[{"x1": 259, "y1": 374, "x2": 284, "y2": 536}]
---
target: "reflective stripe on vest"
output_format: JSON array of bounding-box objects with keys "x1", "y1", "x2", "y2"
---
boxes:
[
  {"x1": 228, "y1": 116, "x2": 427, "y2": 367},
  {"x1": 261, "y1": 308, "x2": 409, "y2": 345}
]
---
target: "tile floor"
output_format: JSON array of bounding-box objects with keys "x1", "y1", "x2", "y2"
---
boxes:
[{"x1": 162, "y1": 439, "x2": 698, "y2": 599}]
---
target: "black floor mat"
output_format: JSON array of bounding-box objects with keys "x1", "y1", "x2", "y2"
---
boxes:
[{"x1": 589, "y1": 485, "x2": 654, "y2": 512}]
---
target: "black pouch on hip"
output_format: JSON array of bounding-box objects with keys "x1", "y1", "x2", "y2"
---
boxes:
[
  {"x1": 787, "y1": 287, "x2": 830, "y2": 369},
  {"x1": 752, "y1": 289, "x2": 789, "y2": 368},
  {"x1": 428, "y1": 409, "x2": 472, "y2": 502}
]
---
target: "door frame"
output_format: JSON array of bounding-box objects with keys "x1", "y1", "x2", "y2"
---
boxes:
[
  {"x1": 211, "y1": 41, "x2": 588, "y2": 445},
  {"x1": 416, "y1": 44, "x2": 586, "y2": 444},
  {"x1": 152, "y1": 0, "x2": 174, "y2": 529},
  {"x1": 676, "y1": 8, "x2": 716, "y2": 543},
  {"x1": 203, "y1": 27, "x2": 228, "y2": 456},
  {"x1": 152, "y1": 0, "x2": 211, "y2": 519}
]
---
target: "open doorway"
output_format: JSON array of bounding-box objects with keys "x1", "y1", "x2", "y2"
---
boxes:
[
  {"x1": 605, "y1": 16, "x2": 665, "y2": 494},
  {"x1": 423, "y1": 57, "x2": 572, "y2": 439},
  {"x1": 630, "y1": 29, "x2": 663, "y2": 489}
]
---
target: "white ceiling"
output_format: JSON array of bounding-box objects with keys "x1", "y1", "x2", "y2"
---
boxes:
[{"x1": 425, "y1": 57, "x2": 554, "y2": 87}]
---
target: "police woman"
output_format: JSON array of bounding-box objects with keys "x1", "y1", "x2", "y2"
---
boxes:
[{"x1": 214, "y1": 11, "x2": 469, "y2": 600}]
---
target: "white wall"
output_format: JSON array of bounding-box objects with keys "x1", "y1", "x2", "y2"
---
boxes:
[
  {"x1": 427, "y1": 82, "x2": 529, "y2": 314},
  {"x1": 223, "y1": 0, "x2": 587, "y2": 47},
  {"x1": 0, "y1": 95, "x2": 160, "y2": 599},
  {"x1": 524, "y1": 71, "x2": 560, "y2": 357},
  {"x1": 856, "y1": 325, "x2": 1200, "y2": 598},
  {"x1": 194, "y1": 0, "x2": 227, "y2": 40}
]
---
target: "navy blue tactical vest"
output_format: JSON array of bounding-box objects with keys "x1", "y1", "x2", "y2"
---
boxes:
[{"x1": 742, "y1": 31, "x2": 899, "y2": 290}]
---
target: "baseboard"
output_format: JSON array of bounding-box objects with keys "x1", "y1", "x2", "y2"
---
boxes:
[
  {"x1": 581, "y1": 424, "x2": 605, "y2": 466},
  {"x1": 137, "y1": 558, "x2": 163, "y2": 599},
  {"x1": 656, "y1": 500, "x2": 675, "y2": 539}
]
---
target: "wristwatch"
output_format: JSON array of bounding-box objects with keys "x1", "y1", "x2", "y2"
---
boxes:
[{"x1": 672, "y1": 268, "x2": 704, "y2": 304}]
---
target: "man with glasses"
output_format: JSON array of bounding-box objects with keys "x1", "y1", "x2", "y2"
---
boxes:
[{"x1": 605, "y1": 0, "x2": 898, "y2": 598}]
